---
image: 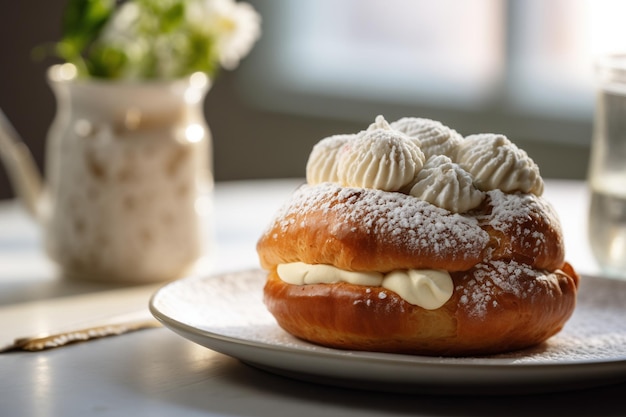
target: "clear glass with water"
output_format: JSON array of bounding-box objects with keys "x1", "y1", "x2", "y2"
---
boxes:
[{"x1": 588, "y1": 54, "x2": 626, "y2": 278}]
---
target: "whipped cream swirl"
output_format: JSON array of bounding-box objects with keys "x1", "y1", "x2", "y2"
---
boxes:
[
  {"x1": 390, "y1": 117, "x2": 463, "y2": 161},
  {"x1": 457, "y1": 133, "x2": 544, "y2": 195},
  {"x1": 304, "y1": 116, "x2": 546, "y2": 210},
  {"x1": 337, "y1": 116, "x2": 425, "y2": 192},
  {"x1": 306, "y1": 134, "x2": 355, "y2": 184},
  {"x1": 410, "y1": 155, "x2": 485, "y2": 213}
]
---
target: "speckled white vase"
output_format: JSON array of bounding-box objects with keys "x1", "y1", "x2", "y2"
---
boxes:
[{"x1": 43, "y1": 65, "x2": 213, "y2": 283}]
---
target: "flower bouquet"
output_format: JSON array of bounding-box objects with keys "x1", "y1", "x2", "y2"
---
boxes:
[{"x1": 41, "y1": 0, "x2": 261, "y2": 79}]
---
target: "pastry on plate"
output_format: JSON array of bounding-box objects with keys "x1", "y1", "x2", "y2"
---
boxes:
[{"x1": 257, "y1": 116, "x2": 579, "y2": 356}]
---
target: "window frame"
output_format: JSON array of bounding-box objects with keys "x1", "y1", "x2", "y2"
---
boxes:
[{"x1": 239, "y1": 0, "x2": 593, "y2": 149}]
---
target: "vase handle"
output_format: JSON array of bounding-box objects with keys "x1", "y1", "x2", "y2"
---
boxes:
[{"x1": 0, "y1": 108, "x2": 43, "y2": 218}]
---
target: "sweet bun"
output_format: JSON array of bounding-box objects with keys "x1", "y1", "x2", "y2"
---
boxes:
[
  {"x1": 263, "y1": 264, "x2": 577, "y2": 356},
  {"x1": 257, "y1": 115, "x2": 579, "y2": 356}
]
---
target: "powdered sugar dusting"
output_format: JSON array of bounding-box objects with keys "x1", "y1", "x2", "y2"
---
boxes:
[
  {"x1": 485, "y1": 189, "x2": 562, "y2": 257},
  {"x1": 456, "y1": 260, "x2": 558, "y2": 318},
  {"x1": 268, "y1": 183, "x2": 489, "y2": 262},
  {"x1": 261, "y1": 181, "x2": 570, "y2": 320}
]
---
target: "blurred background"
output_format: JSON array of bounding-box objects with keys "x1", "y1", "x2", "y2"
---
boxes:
[{"x1": 1, "y1": 0, "x2": 624, "y2": 200}]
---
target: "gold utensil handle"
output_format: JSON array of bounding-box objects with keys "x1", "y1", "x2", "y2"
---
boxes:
[{"x1": 1, "y1": 319, "x2": 161, "y2": 353}]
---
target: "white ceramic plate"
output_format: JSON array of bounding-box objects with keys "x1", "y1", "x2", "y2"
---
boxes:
[{"x1": 150, "y1": 270, "x2": 626, "y2": 394}]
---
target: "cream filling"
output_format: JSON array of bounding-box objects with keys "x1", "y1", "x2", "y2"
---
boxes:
[{"x1": 276, "y1": 262, "x2": 453, "y2": 310}]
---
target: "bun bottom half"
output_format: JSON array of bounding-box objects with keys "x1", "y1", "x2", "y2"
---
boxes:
[{"x1": 263, "y1": 262, "x2": 579, "y2": 357}]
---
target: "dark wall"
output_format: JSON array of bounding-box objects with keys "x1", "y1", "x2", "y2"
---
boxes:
[{"x1": 0, "y1": 1, "x2": 62, "y2": 200}]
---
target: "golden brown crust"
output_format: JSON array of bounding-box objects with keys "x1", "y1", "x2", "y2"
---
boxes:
[
  {"x1": 257, "y1": 183, "x2": 578, "y2": 356},
  {"x1": 263, "y1": 263, "x2": 579, "y2": 356},
  {"x1": 479, "y1": 191, "x2": 565, "y2": 271},
  {"x1": 257, "y1": 184, "x2": 565, "y2": 273}
]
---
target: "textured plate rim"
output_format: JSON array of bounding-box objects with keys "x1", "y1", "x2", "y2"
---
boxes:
[{"x1": 149, "y1": 270, "x2": 626, "y2": 393}]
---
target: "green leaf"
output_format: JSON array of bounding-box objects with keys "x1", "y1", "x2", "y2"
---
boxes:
[
  {"x1": 87, "y1": 45, "x2": 128, "y2": 79},
  {"x1": 184, "y1": 29, "x2": 218, "y2": 76},
  {"x1": 59, "y1": 0, "x2": 116, "y2": 71},
  {"x1": 159, "y1": 2, "x2": 185, "y2": 33}
]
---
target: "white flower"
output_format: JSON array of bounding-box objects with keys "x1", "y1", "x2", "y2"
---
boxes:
[
  {"x1": 189, "y1": 0, "x2": 262, "y2": 70},
  {"x1": 100, "y1": 2, "x2": 140, "y2": 41},
  {"x1": 98, "y1": 2, "x2": 149, "y2": 79},
  {"x1": 80, "y1": 0, "x2": 261, "y2": 79}
]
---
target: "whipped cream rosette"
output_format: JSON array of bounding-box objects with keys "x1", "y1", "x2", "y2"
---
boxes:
[
  {"x1": 409, "y1": 155, "x2": 485, "y2": 213},
  {"x1": 390, "y1": 117, "x2": 463, "y2": 161},
  {"x1": 306, "y1": 134, "x2": 355, "y2": 185},
  {"x1": 456, "y1": 133, "x2": 544, "y2": 195},
  {"x1": 336, "y1": 116, "x2": 425, "y2": 192}
]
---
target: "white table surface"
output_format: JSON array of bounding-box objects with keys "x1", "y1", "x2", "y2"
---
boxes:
[{"x1": 1, "y1": 178, "x2": 622, "y2": 417}]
